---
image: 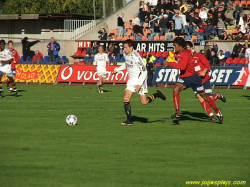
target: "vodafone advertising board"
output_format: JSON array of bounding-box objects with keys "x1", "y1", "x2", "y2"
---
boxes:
[{"x1": 57, "y1": 65, "x2": 128, "y2": 83}]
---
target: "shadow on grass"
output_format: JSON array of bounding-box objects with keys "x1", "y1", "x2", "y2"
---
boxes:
[
  {"x1": 242, "y1": 95, "x2": 250, "y2": 99},
  {"x1": 103, "y1": 90, "x2": 112, "y2": 93}
]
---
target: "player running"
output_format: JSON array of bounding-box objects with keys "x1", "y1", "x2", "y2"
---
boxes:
[
  {"x1": 186, "y1": 41, "x2": 226, "y2": 121},
  {"x1": 163, "y1": 37, "x2": 223, "y2": 123},
  {"x1": 7, "y1": 40, "x2": 20, "y2": 91},
  {"x1": 112, "y1": 39, "x2": 166, "y2": 126},
  {"x1": 0, "y1": 40, "x2": 19, "y2": 97},
  {"x1": 93, "y1": 45, "x2": 110, "y2": 93}
]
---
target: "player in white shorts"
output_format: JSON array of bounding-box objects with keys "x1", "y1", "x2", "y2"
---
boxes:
[
  {"x1": 0, "y1": 40, "x2": 19, "y2": 97},
  {"x1": 93, "y1": 45, "x2": 110, "y2": 93},
  {"x1": 245, "y1": 47, "x2": 250, "y2": 87},
  {"x1": 112, "y1": 39, "x2": 166, "y2": 126}
]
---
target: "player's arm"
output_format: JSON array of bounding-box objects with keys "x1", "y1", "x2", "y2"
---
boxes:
[
  {"x1": 93, "y1": 55, "x2": 97, "y2": 72},
  {"x1": 112, "y1": 63, "x2": 126, "y2": 74},
  {"x1": 1, "y1": 51, "x2": 14, "y2": 64},
  {"x1": 168, "y1": 54, "x2": 188, "y2": 70},
  {"x1": 106, "y1": 54, "x2": 110, "y2": 67},
  {"x1": 15, "y1": 50, "x2": 21, "y2": 64},
  {"x1": 135, "y1": 57, "x2": 148, "y2": 92},
  {"x1": 245, "y1": 50, "x2": 249, "y2": 64},
  {"x1": 197, "y1": 53, "x2": 210, "y2": 76}
]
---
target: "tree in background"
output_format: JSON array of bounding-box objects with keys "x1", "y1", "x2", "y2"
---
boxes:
[{"x1": 1, "y1": 0, "x2": 126, "y2": 17}]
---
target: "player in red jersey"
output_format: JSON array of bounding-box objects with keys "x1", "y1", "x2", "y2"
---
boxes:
[
  {"x1": 163, "y1": 37, "x2": 223, "y2": 124},
  {"x1": 186, "y1": 41, "x2": 226, "y2": 121},
  {"x1": 7, "y1": 40, "x2": 20, "y2": 91}
]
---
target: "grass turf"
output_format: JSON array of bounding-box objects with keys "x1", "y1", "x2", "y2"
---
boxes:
[{"x1": 0, "y1": 84, "x2": 249, "y2": 187}]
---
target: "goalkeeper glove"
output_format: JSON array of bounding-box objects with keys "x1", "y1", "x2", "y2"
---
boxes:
[{"x1": 166, "y1": 51, "x2": 175, "y2": 63}]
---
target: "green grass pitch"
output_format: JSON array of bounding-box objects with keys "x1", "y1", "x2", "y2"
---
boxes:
[{"x1": 0, "y1": 84, "x2": 249, "y2": 187}]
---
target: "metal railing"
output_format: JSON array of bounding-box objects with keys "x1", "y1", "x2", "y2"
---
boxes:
[{"x1": 64, "y1": 20, "x2": 96, "y2": 40}]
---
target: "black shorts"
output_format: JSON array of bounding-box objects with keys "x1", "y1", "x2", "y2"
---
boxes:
[
  {"x1": 194, "y1": 80, "x2": 213, "y2": 96},
  {"x1": 178, "y1": 74, "x2": 204, "y2": 93}
]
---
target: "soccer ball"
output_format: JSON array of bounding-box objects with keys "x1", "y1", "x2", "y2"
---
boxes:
[{"x1": 66, "y1": 115, "x2": 78, "y2": 125}]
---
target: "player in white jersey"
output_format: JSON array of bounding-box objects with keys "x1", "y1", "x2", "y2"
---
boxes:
[
  {"x1": 245, "y1": 48, "x2": 250, "y2": 64},
  {"x1": 93, "y1": 45, "x2": 110, "y2": 93},
  {"x1": 112, "y1": 39, "x2": 166, "y2": 126},
  {"x1": 0, "y1": 40, "x2": 19, "y2": 97}
]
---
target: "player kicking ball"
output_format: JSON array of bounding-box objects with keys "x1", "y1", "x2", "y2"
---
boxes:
[
  {"x1": 112, "y1": 39, "x2": 166, "y2": 126},
  {"x1": 163, "y1": 37, "x2": 223, "y2": 124},
  {"x1": 0, "y1": 40, "x2": 19, "y2": 97},
  {"x1": 186, "y1": 41, "x2": 226, "y2": 121},
  {"x1": 93, "y1": 45, "x2": 110, "y2": 93}
]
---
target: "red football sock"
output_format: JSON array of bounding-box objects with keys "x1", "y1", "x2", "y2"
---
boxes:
[
  {"x1": 213, "y1": 93, "x2": 220, "y2": 101},
  {"x1": 173, "y1": 94, "x2": 180, "y2": 114},
  {"x1": 206, "y1": 97, "x2": 219, "y2": 114},
  {"x1": 201, "y1": 101, "x2": 213, "y2": 116}
]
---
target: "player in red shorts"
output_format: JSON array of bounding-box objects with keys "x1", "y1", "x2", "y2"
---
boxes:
[
  {"x1": 7, "y1": 40, "x2": 20, "y2": 91},
  {"x1": 186, "y1": 41, "x2": 226, "y2": 121},
  {"x1": 163, "y1": 37, "x2": 223, "y2": 124}
]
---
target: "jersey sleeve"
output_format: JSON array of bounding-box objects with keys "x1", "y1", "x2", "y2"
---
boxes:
[
  {"x1": 197, "y1": 53, "x2": 211, "y2": 71},
  {"x1": 6, "y1": 50, "x2": 14, "y2": 61},
  {"x1": 169, "y1": 52, "x2": 188, "y2": 70},
  {"x1": 245, "y1": 49, "x2": 250, "y2": 57},
  {"x1": 105, "y1": 54, "x2": 109, "y2": 62},
  {"x1": 116, "y1": 63, "x2": 126, "y2": 71},
  {"x1": 135, "y1": 53, "x2": 147, "y2": 86},
  {"x1": 93, "y1": 55, "x2": 97, "y2": 65}
]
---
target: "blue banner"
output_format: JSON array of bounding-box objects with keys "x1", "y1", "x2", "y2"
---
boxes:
[{"x1": 153, "y1": 67, "x2": 249, "y2": 86}]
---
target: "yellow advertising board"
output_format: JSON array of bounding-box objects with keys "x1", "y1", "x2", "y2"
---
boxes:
[{"x1": 2, "y1": 64, "x2": 61, "y2": 83}]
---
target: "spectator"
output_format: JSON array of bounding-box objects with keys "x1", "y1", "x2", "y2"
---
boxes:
[
  {"x1": 149, "y1": 0, "x2": 158, "y2": 8},
  {"x1": 233, "y1": 2, "x2": 243, "y2": 22},
  {"x1": 242, "y1": 40, "x2": 249, "y2": 56},
  {"x1": 206, "y1": 45, "x2": 213, "y2": 62},
  {"x1": 237, "y1": 32, "x2": 245, "y2": 40},
  {"x1": 185, "y1": 12, "x2": 195, "y2": 34},
  {"x1": 172, "y1": 12, "x2": 185, "y2": 36},
  {"x1": 204, "y1": 21, "x2": 214, "y2": 39},
  {"x1": 210, "y1": 49, "x2": 219, "y2": 66},
  {"x1": 212, "y1": 41, "x2": 219, "y2": 54},
  {"x1": 112, "y1": 44, "x2": 120, "y2": 57},
  {"x1": 219, "y1": 31, "x2": 229, "y2": 40},
  {"x1": 179, "y1": 2, "x2": 189, "y2": 13},
  {"x1": 132, "y1": 14, "x2": 142, "y2": 35},
  {"x1": 159, "y1": 15, "x2": 169, "y2": 36},
  {"x1": 117, "y1": 13, "x2": 125, "y2": 36},
  {"x1": 143, "y1": 52, "x2": 155, "y2": 87},
  {"x1": 99, "y1": 28, "x2": 108, "y2": 40},
  {"x1": 87, "y1": 41, "x2": 98, "y2": 56},
  {"x1": 199, "y1": 49, "x2": 205, "y2": 55},
  {"x1": 218, "y1": 50, "x2": 226, "y2": 63},
  {"x1": 231, "y1": 38, "x2": 244, "y2": 59},
  {"x1": 164, "y1": 0, "x2": 171, "y2": 10},
  {"x1": 32, "y1": 50, "x2": 43, "y2": 64},
  {"x1": 216, "y1": 17, "x2": 226, "y2": 36},
  {"x1": 153, "y1": 22, "x2": 161, "y2": 36},
  {"x1": 224, "y1": 6, "x2": 235, "y2": 26},
  {"x1": 236, "y1": 13, "x2": 246, "y2": 32},
  {"x1": 199, "y1": 6, "x2": 208, "y2": 22},
  {"x1": 21, "y1": 37, "x2": 40, "y2": 62},
  {"x1": 47, "y1": 37, "x2": 60, "y2": 62},
  {"x1": 107, "y1": 43, "x2": 114, "y2": 57}
]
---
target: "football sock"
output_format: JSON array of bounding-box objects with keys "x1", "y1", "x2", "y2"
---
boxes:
[
  {"x1": 206, "y1": 97, "x2": 219, "y2": 114},
  {"x1": 7, "y1": 80, "x2": 10, "y2": 86},
  {"x1": 201, "y1": 101, "x2": 213, "y2": 117},
  {"x1": 124, "y1": 101, "x2": 132, "y2": 121},
  {"x1": 147, "y1": 95, "x2": 155, "y2": 103},
  {"x1": 10, "y1": 80, "x2": 17, "y2": 91},
  {"x1": 173, "y1": 94, "x2": 180, "y2": 114},
  {"x1": 213, "y1": 93, "x2": 220, "y2": 101},
  {"x1": 0, "y1": 81, "x2": 2, "y2": 91}
]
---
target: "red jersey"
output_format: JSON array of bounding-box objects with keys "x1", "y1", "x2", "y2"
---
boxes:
[
  {"x1": 169, "y1": 49, "x2": 196, "y2": 78},
  {"x1": 193, "y1": 53, "x2": 211, "y2": 83},
  {"x1": 10, "y1": 49, "x2": 20, "y2": 69}
]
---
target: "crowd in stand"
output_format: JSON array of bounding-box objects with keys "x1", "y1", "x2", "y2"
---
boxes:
[{"x1": 119, "y1": 0, "x2": 250, "y2": 40}]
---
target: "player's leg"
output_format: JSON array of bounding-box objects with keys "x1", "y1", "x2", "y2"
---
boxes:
[
  {"x1": 196, "y1": 94, "x2": 216, "y2": 121},
  {"x1": 9, "y1": 68, "x2": 16, "y2": 92},
  {"x1": 138, "y1": 80, "x2": 166, "y2": 105},
  {"x1": 172, "y1": 82, "x2": 186, "y2": 119},
  {"x1": 213, "y1": 92, "x2": 226, "y2": 102},
  {"x1": 5, "y1": 65, "x2": 19, "y2": 97},
  {"x1": 6, "y1": 77, "x2": 10, "y2": 89},
  {"x1": 196, "y1": 80, "x2": 216, "y2": 121},
  {"x1": 121, "y1": 89, "x2": 134, "y2": 126}
]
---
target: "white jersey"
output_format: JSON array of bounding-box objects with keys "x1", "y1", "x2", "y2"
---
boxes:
[
  {"x1": 93, "y1": 53, "x2": 109, "y2": 68},
  {"x1": 0, "y1": 49, "x2": 13, "y2": 67},
  {"x1": 245, "y1": 48, "x2": 250, "y2": 64},
  {"x1": 116, "y1": 50, "x2": 147, "y2": 86}
]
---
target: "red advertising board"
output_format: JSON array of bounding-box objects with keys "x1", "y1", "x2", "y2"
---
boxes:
[
  {"x1": 78, "y1": 41, "x2": 92, "y2": 48},
  {"x1": 57, "y1": 65, "x2": 128, "y2": 83}
]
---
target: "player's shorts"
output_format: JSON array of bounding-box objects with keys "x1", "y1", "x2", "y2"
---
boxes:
[
  {"x1": 12, "y1": 68, "x2": 16, "y2": 76},
  {"x1": 194, "y1": 80, "x2": 213, "y2": 96},
  {"x1": 97, "y1": 67, "x2": 107, "y2": 78},
  {"x1": 125, "y1": 79, "x2": 148, "y2": 95},
  {"x1": 0, "y1": 64, "x2": 13, "y2": 77},
  {"x1": 178, "y1": 74, "x2": 204, "y2": 93}
]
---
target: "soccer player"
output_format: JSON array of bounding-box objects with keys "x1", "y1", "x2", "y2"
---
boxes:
[
  {"x1": 112, "y1": 39, "x2": 166, "y2": 126},
  {"x1": 163, "y1": 37, "x2": 223, "y2": 123},
  {"x1": 0, "y1": 40, "x2": 19, "y2": 97},
  {"x1": 7, "y1": 40, "x2": 20, "y2": 91},
  {"x1": 93, "y1": 45, "x2": 110, "y2": 93},
  {"x1": 185, "y1": 41, "x2": 226, "y2": 121}
]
